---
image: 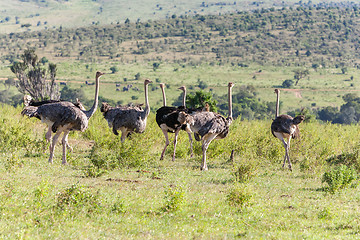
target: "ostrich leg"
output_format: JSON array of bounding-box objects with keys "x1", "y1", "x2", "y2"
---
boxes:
[
  {"x1": 187, "y1": 132, "x2": 194, "y2": 158},
  {"x1": 49, "y1": 131, "x2": 62, "y2": 164},
  {"x1": 172, "y1": 128, "x2": 182, "y2": 161},
  {"x1": 160, "y1": 130, "x2": 170, "y2": 160},
  {"x1": 61, "y1": 130, "x2": 70, "y2": 165}
]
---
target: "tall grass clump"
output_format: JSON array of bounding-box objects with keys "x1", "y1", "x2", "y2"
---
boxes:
[
  {"x1": 161, "y1": 184, "x2": 186, "y2": 212},
  {"x1": 56, "y1": 184, "x2": 102, "y2": 215},
  {"x1": 0, "y1": 104, "x2": 46, "y2": 155},
  {"x1": 88, "y1": 114, "x2": 160, "y2": 170},
  {"x1": 226, "y1": 184, "x2": 253, "y2": 210},
  {"x1": 322, "y1": 165, "x2": 358, "y2": 194},
  {"x1": 233, "y1": 161, "x2": 258, "y2": 183},
  {"x1": 326, "y1": 148, "x2": 360, "y2": 172}
]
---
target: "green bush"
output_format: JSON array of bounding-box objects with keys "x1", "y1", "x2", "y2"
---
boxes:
[
  {"x1": 56, "y1": 184, "x2": 102, "y2": 214},
  {"x1": 226, "y1": 184, "x2": 252, "y2": 209},
  {"x1": 233, "y1": 162, "x2": 257, "y2": 183},
  {"x1": 162, "y1": 185, "x2": 186, "y2": 212},
  {"x1": 322, "y1": 165, "x2": 358, "y2": 194},
  {"x1": 326, "y1": 150, "x2": 360, "y2": 171}
]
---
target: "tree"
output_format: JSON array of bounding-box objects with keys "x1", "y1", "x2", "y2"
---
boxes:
[
  {"x1": 4, "y1": 78, "x2": 15, "y2": 89},
  {"x1": 152, "y1": 62, "x2": 160, "y2": 71},
  {"x1": 10, "y1": 49, "x2": 60, "y2": 101},
  {"x1": 110, "y1": 66, "x2": 119, "y2": 74},
  {"x1": 282, "y1": 79, "x2": 294, "y2": 88},
  {"x1": 186, "y1": 90, "x2": 217, "y2": 112},
  {"x1": 293, "y1": 69, "x2": 309, "y2": 86}
]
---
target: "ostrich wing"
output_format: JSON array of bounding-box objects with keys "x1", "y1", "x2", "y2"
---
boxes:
[
  {"x1": 37, "y1": 102, "x2": 88, "y2": 132},
  {"x1": 113, "y1": 108, "x2": 147, "y2": 134}
]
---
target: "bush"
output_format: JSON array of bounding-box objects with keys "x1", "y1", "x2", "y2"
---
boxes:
[
  {"x1": 56, "y1": 184, "x2": 102, "y2": 214},
  {"x1": 282, "y1": 79, "x2": 294, "y2": 88},
  {"x1": 226, "y1": 184, "x2": 252, "y2": 209},
  {"x1": 326, "y1": 150, "x2": 360, "y2": 171},
  {"x1": 162, "y1": 185, "x2": 186, "y2": 212},
  {"x1": 322, "y1": 165, "x2": 358, "y2": 194},
  {"x1": 233, "y1": 162, "x2": 257, "y2": 183}
]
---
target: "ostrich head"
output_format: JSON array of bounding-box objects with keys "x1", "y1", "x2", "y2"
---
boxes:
[
  {"x1": 178, "y1": 86, "x2": 186, "y2": 91},
  {"x1": 274, "y1": 88, "x2": 280, "y2": 94},
  {"x1": 144, "y1": 79, "x2": 152, "y2": 85},
  {"x1": 100, "y1": 102, "x2": 111, "y2": 114},
  {"x1": 96, "y1": 71, "x2": 106, "y2": 78}
]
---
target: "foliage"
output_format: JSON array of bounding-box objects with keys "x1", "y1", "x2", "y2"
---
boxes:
[
  {"x1": 322, "y1": 165, "x2": 358, "y2": 194},
  {"x1": 315, "y1": 93, "x2": 360, "y2": 124},
  {"x1": 293, "y1": 69, "x2": 309, "y2": 86},
  {"x1": 326, "y1": 149, "x2": 360, "y2": 172},
  {"x1": 56, "y1": 184, "x2": 102, "y2": 214},
  {"x1": 162, "y1": 185, "x2": 186, "y2": 212},
  {"x1": 233, "y1": 162, "x2": 257, "y2": 183},
  {"x1": 221, "y1": 85, "x2": 273, "y2": 120},
  {"x1": 186, "y1": 90, "x2": 217, "y2": 112},
  {"x1": 318, "y1": 207, "x2": 335, "y2": 220},
  {"x1": 10, "y1": 49, "x2": 60, "y2": 101},
  {"x1": 282, "y1": 79, "x2": 294, "y2": 88},
  {"x1": 60, "y1": 85, "x2": 86, "y2": 103},
  {"x1": 226, "y1": 184, "x2": 252, "y2": 209},
  {"x1": 3, "y1": 6, "x2": 360, "y2": 68}
]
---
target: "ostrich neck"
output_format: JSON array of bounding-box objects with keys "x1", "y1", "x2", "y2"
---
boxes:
[
  {"x1": 182, "y1": 89, "x2": 186, "y2": 107},
  {"x1": 85, "y1": 75, "x2": 100, "y2": 119},
  {"x1": 144, "y1": 83, "x2": 150, "y2": 117},
  {"x1": 275, "y1": 91, "x2": 280, "y2": 118},
  {"x1": 161, "y1": 86, "x2": 166, "y2": 106},
  {"x1": 228, "y1": 86, "x2": 233, "y2": 120}
]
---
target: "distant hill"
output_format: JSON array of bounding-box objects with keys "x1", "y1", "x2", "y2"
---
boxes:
[
  {"x1": 1, "y1": 0, "x2": 358, "y2": 34},
  {"x1": 2, "y1": 3, "x2": 360, "y2": 68}
]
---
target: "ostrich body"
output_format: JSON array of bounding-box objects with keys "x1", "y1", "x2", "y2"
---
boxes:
[
  {"x1": 21, "y1": 71, "x2": 104, "y2": 164},
  {"x1": 156, "y1": 84, "x2": 194, "y2": 161},
  {"x1": 189, "y1": 82, "x2": 234, "y2": 171},
  {"x1": 22, "y1": 95, "x2": 86, "y2": 150},
  {"x1": 101, "y1": 79, "x2": 152, "y2": 142},
  {"x1": 271, "y1": 89, "x2": 305, "y2": 171}
]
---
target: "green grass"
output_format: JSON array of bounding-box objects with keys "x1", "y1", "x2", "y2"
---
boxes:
[{"x1": 1, "y1": 104, "x2": 360, "y2": 238}]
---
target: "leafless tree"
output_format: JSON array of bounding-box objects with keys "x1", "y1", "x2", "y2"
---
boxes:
[{"x1": 10, "y1": 49, "x2": 60, "y2": 101}]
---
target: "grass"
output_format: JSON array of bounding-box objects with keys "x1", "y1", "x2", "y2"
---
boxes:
[{"x1": 1, "y1": 104, "x2": 360, "y2": 238}]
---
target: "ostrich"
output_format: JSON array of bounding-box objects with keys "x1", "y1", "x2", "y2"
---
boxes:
[
  {"x1": 101, "y1": 79, "x2": 152, "y2": 142},
  {"x1": 21, "y1": 71, "x2": 105, "y2": 164},
  {"x1": 156, "y1": 84, "x2": 194, "y2": 161},
  {"x1": 22, "y1": 95, "x2": 86, "y2": 151},
  {"x1": 271, "y1": 88, "x2": 305, "y2": 171},
  {"x1": 189, "y1": 82, "x2": 234, "y2": 171}
]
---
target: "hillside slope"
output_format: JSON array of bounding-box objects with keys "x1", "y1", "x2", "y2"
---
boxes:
[{"x1": 2, "y1": 4, "x2": 360, "y2": 68}]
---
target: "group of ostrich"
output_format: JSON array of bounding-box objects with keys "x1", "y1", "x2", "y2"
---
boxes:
[{"x1": 21, "y1": 71, "x2": 304, "y2": 171}]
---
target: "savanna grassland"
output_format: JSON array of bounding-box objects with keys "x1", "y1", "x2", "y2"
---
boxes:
[
  {"x1": 1, "y1": 103, "x2": 360, "y2": 239},
  {"x1": 2, "y1": 1, "x2": 360, "y2": 239}
]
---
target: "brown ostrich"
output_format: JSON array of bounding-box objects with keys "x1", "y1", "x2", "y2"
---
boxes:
[
  {"x1": 271, "y1": 88, "x2": 305, "y2": 171},
  {"x1": 21, "y1": 71, "x2": 105, "y2": 164},
  {"x1": 101, "y1": 79, "x2": 152, "y2": 142},
  {"x1": 188, "y1": 82, "x2": 234, "y2": 171}
]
